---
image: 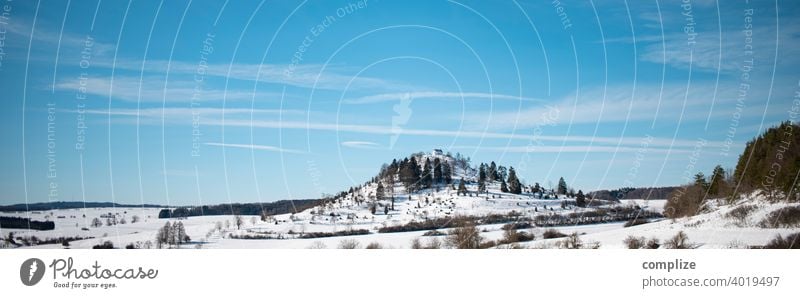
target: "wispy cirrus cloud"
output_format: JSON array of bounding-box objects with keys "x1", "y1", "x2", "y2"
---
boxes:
[
  {"x1": 76, "y1": 107, "x2": 306, "y2": 118},
  {"x1": 203, "y1": 142, "x2": 306, "y2": 154},
  {"x1": 471, "y1": 82, "x2": 783, "y2": 130},
  {"x1": 80, "y1": 103, "x2": 737, "y2": 149},
  {"x1": 452, "y1": 145, "x2": 695, "y2": 154},
  {"x1": 53, "y1": 75, "x2": 282, "y2": 102},
  {"x1": 343, "y1": 91, "x2": 544, "y2": 104},
  {"x1": 87, "y1": 59, "x2": 414, "y2": 92},
  {"x1": 341, "y1": 141, "x2": 381, "y2": 149},
  {"x1": 638, "y1": 26, "x2": 799, "y2": 73}
]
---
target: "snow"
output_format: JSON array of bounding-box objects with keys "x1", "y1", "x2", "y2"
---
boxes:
[{"x1": 2, "y1": 166, "x2": 798, "y2": 249}]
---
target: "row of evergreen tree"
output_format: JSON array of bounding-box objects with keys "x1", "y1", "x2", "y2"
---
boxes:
[{"x1": 379, "y1": 156, "x2": 454, "y2": 192}]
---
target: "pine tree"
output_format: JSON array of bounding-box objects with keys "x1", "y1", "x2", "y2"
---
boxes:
[
  {"x1": 557, "y1": 177, "x2": 568, "y2": 195},
  {"x1": 498, "y1": 166, "x2": 508, "y2": 181},
  {"x1": 694, "y1": 172, "x2": 708, "y2": 190},
  {"x1": 500, "y1": 180, "x2": 509, "y2": 193},
  {"x1": 442, "y1": 162, "x2": 453, "y2": 184},
  {"x1": 479, "y1": 163, "x2": 487, "y2": 182},
  {"x1": 376, "y1": 182, "x2": 385, "y2": 201},
  {"x1": 708, "y1": 165, "x2": 727, "y2": 195},
  {"x1": 400, "y1": 158, "x2": 419, "y2": 192},
  {"x1": 489, "y1": 162, "x2": 498, "y2": 181},
  {"x1": 533, "y1": 182, "x2": 541, "y2": 194},
  {"x1": 421, "y1": 158, "x2": 433, "y2": 189},
  {"x1": 458, "y1": 179, "x2": 467, "y2": 196},
  {"x1": 507, "y1": 167, "x2": 521, "y2": 194},
  {"x1": 433, "y1": 158, "x2": 443, "y2": 184},
  {"x1": 576, "y1": 190, "x2": 586, "y2": 207}
]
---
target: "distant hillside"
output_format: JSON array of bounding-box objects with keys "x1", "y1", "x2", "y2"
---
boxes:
[
  {"x1": 158, "y1": 199, "x2": 323, "y2": 218},
  {"x1": 0, "y1": 201, "x2": 166, "y2": 212},
  {"x1": 590, "y1": 186, "x2": 678, "y2": 202}
]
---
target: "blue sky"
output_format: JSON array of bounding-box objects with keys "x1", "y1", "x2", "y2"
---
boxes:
[{"x1": 0, "y1": 0, "x2": 798, "y2": 205}]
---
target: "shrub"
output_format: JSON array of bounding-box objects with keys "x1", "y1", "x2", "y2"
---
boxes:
[
  {"x1": 623, "y1": 218, "x2": 650, "y2": 227},
  {"x1": 337, "y1": 239, "x2": 361, "y2": 249},
  {"x1": 623, "y1": 236, "x2": 646, "y2": 249},
  {"x1": 410, "y1": 238, "x2": 423, "y2": 249},
  {"x1": 365, "y1": 242, "x2": 383, "y2": 249},
  {"x1": 424, "y1": 237, "x2": 442, "y2": 249},
  {"x1": 664, "y1": 231, "x2": 692, "y2": 249},
  {"x1": 306, "y1": 241, "x2": 327, "y2": 249},
  {"x1": 501, "y1": 222, "x2": 532, "y2": 230},
  {"x1": 556, "y1": 233, "x2": 582, "y2": 249},
  {"x1": 763, "y1": 233, "x2": 800, "y2": 249},
  {"x1": 663, "y1": 185, "x2": 707, "y2": 218},
  {"x1": 500, "y1": 228, "x2": 535, "y2": 245},
  {"x1": 759, "y1": 206, "x2": 800, "y2": 228},
  {"x1": 125, "y1": 243, "x2": 136, "y2": 249},
  {"x1": 422, "y1": 230, "x2": 446, "y2": 236},
  {"x1": 725, "y1": 205, "x2": 757, "y2": 223},
  {"x1": 299, "y1": 229, "x2": 370, "y2": 239},
  {"x1": 542, "y1": 229, "x2": 567, "y2": 239},
  {"x1": 646, "y1": 237, "x2": 661, "y2": 249},
  {"x1": 92, "y1": 241, "x2": 114, "y2": 249},
  {"x1": 445, "y1": 218, "x2": 483, "y2": 249},
  {"x1": 478, "y1": 240, "x2": 497, "y2": 249}
]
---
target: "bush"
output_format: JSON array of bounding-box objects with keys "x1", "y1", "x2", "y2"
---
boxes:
[
  {"x1": 556, "y1": 233, "x2": 582, "y2": 249},
  {"x1": 664, "y1": 185, "x2": 707, "y2": 218},
  {"x1": 410, "y1": 238, "x2": 423, "y2": 249},
  {"x1": 725, "y1": 205, "x2": 757, "y2": 223},
  {"x1": 445, "y1": 218, "x2": 483, "y2": 249},
  {"x1": 337, "y1": 239, "x2": 361, "y2": 249},
  {"x1": 501, "y1": 222, "x2": 533, "y2": 230},
  {"x1": 664, "y1": 231, "x2": 692, "y2": 249},
  {"x1": 422, "y1": 230, "x2": 446, "y2": 236},
  {"x1": 424, "y1": 237, "x2": 442, "y2": 249},
  {"x1": 478, "y1": 240, "x2": 497, "y2": 249},
  {"x1": 623, "y1": 236, "x2": 646, "y2": 249},
  {"x1": 646, "y1": 237, "x2": 661, "y2": 249},
  {"x1": 365, "y1": 242, "x2": 383, "y2": 249},
  {"x1": 92, "y1": 241, "x2": 114, "y2": 249},
  {"x1": 542, "y1": 229, "x2": 567, "y2": 239},
  {"x1": 623, "y1": 218, "x2": 650, "y2": 227},
  {"x1": 759, "y1": 206, "x2": 800, "y2": 228},
  {"x1": 763, "y1": 233, "x2": 800, "y2": 249},
  {"x1": 500, "y1": 227, "x2": 535, "y2": 245},
  {"x1": 125, "y1": 243, "x2": 136, "y2": 249},
  {"x1": 306, "y1": 241, "x2": 327, "y2": 249},
  {"x1": 299, "y1": 229, "x2": 370, "y2": 239}
]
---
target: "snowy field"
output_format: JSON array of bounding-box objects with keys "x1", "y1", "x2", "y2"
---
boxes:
[{"x1": 2, "y1": 187, "x2": 797, "y2": 249}]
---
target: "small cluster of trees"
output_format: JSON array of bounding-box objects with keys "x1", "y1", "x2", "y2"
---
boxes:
[
  {"x1": 155, "y1": 221, "x2": 190, "y2": 248},
  {"x1": 379, "y1": 155, "x2": 454, "y2": 193},
  {"x1": 477, "y1": 162, "x2": 522, "y2": 195}
]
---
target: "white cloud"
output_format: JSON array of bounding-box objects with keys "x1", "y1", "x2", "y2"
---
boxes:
[
  {"x1": 343, "y1": 91, "x2": 545, "y2": 104},
  {"x1": 89, "y1": 59, "x2": 412, "y2": 92},
  {"x1": 78, "y1": 107, "x2": 304, "y2": 118},
  {"x1": 54, "y1": 76, "x2": 279, "y2": 102},
  {"x1": 453, "y1": 145, "x2": 694, "y2": 154},
  {"x1": 639, "y1": 26, "x2": 799, "y2": 73},
  {"x1": 203, "y1": 142, "x2": 306, "y2": 154},
  {"x1": 341, "y1": 141, "x2": 381, "y2": 149},
  {"x1": 82, "y1": 97, "x2": 740, "y2": 150}
]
